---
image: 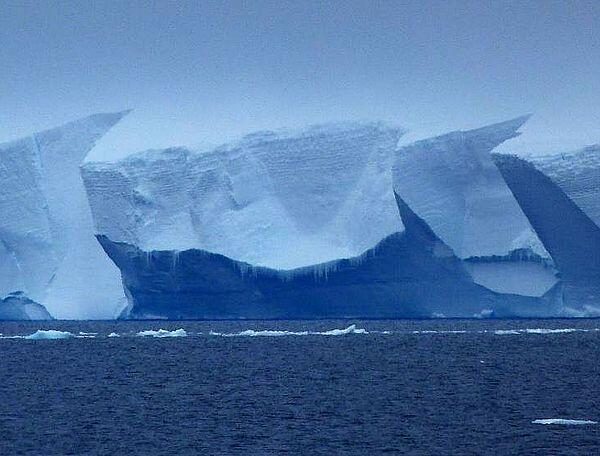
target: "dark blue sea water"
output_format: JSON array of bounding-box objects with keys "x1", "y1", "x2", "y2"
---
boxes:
[{"x1": 1, "y1": 319, "x2": 599, "y2": 455}]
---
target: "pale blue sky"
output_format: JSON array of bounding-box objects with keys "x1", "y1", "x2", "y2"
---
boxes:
[{"x1": 1, "y1": 0, "x2": 598, "y2": 159}]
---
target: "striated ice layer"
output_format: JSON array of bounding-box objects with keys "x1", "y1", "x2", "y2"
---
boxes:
[
  {"x1": 0, "y1": 112, "x2": 129, "y2": 319},
  {"x1": 392, "y1": 117, "x2": 557, "y2": 297},
  {"x1": 82, "y1": 122, "x2": 405, "y2": 270},
  {"x1": 528, "y1": 145, "x2": 600, "y2": 228}
]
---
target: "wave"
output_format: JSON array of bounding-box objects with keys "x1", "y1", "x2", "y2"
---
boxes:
[
  {"x1": 210, "y1": 324, "x2": 368, "y2": 337},
  {"x1": 532, "y1": 419, "x2": 597, "y2": 425},
  {"x1": 136, "y1": 328, "x2": 187, "y2": 338},
  {"x1": 523, "y1": 328, "x2": 583, "y2": 334}
]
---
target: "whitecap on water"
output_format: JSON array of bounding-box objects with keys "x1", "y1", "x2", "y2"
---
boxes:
[
  {"x1": 494, "y1": 330, "x2": 521, "y2": 335},
  {"x1": 532, "y1": 419, "x2": 597, "y2": 425},
  {"x1": 210, "y1": 324, "x2": 368, "y2": 337},
  {"x1": 524, "y1": 328, "x2": 583, "y2": 334}
]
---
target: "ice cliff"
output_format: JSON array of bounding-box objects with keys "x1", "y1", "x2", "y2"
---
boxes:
[
  {"x1": 528, "y1": 146, "x2": 600, "y2": 228},
  {"x1": 392, "y1": 117, "x2": 558, "y2": 298},
  {"x1": 0, "y1": 112, "x2": 128, "y2": 319},
  {"x1": 82, "y1": 118, "x2": 592, "y2": 320},
  {"x1": 82, "y1": 122, "x2": 406, "y2": 270}
]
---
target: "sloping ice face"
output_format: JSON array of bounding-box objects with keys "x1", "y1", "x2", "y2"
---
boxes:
[
  {"x1": 392, "y1": 117, "x2": 558, "y2": 297},
  {"x1": 528, "y1": 145, "x2": 600, "y2": 228},
  {"x1": 82, "y1": 122, "x2": 406, "y2": 270},
  {"x1": 0, "y1": 112, "x2": 129, "y2": 319}
]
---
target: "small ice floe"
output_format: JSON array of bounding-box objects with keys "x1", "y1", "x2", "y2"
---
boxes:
[
  {"x1": 24, "y1": 330, "x2": 74, "y2": 340},
  {"x1": 532, "y1": 419, "x2": 597, "y2": 425},
  {"x1": 136, "y1": 328, "x2": 187, "y2": 338},
  {"x1": 107, "y1": 332, "x2": 120, "y2": 338}
]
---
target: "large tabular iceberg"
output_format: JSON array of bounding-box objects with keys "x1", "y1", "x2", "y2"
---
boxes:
[
  {"x1": 82, "y1": 118, "x2": 590, "y2": 320},
  {"x1": 0, "y1": 112, "x2": 128, "y2": 319}
]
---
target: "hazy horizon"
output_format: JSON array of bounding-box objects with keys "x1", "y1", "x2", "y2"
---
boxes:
[{"x1": 1, "y1": 0, "x2": 598, "y2": 160}]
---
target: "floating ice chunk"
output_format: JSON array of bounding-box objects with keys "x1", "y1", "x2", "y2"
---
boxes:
[
  {"x1": 532, "y1": 419, "x2": 597, "y2": 425},
  {"x1": 107, "y1": 332, "x2": 120, "y2": 338},
  {"x1": 136, "y1": 328, "x2": 187, "y2": 338},
  {"x1": 24, "y1": 330, "x2": 74, "y2": 340}
]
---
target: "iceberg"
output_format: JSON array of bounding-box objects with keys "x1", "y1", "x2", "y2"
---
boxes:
[
  {"x1": 82, "y1": 122, "x2": 406, "y2": 269},
  {"x1": 83, "y1": 119, "x2": 574, "y2": 319},
  {"x1": 392, "y1": 117, "x2": 558, "y2": 298},
  {"x1": 493, "y1": 154, "x2": 600, "y2": 308},
  {"x1": 529, "y1": 145, "x2": 600, "y2": 228},
  {"x1": 0, "y1": 112, "x2": 129, "y2": 319},
  {"x1": 0, "y1": 292, "x2": 53, "y2": 321}
]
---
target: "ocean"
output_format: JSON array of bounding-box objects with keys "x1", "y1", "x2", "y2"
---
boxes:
[{"x1": 1, "y1": 319, "x2": 599, "y2": 455}]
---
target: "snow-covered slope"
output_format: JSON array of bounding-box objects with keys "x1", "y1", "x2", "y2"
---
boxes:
[
  {"x1": 528, "y1": 146, "x2": 600, "y2": 228},
  {"x1": 392, "y1": 117, "x2": 558, "y2": 297},
  {"x1": 82, "y1": 122, "x2": 405, "y2": 270},
  {"x1": 0, "y1": 112, "x2": 129, "y2": 319}
]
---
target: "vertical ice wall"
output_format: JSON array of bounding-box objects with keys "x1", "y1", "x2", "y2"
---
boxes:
[
  {"x1": 0, "y1": 112, "x2": 129, "y2": 319},
  {"x1": 82, "y1": 122, "x2": 406, "y2": 270}
]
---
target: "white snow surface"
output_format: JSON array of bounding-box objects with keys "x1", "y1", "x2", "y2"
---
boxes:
[
  {"x1": 0, "y1": 112, "x2": 129, "y2": 319},
  {"x1": 529, "y1": 145, "x2": 600, "y2": 228},
  {"x1": 82, "y1": 122, "x2": 405, "y2": 269}
]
